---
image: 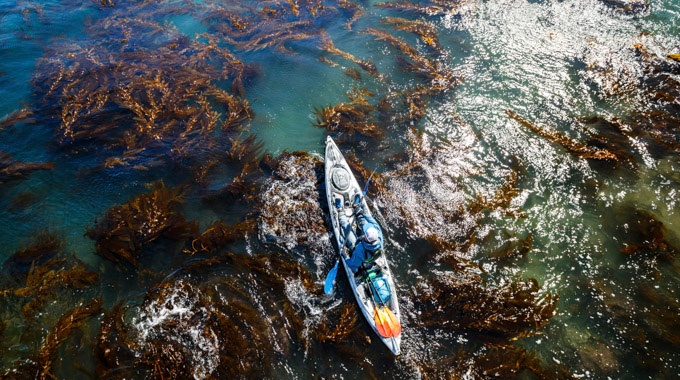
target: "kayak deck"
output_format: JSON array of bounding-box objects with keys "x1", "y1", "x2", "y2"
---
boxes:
[{"x1": 324, "y1": 136, "x2": 401, "y2": 355}]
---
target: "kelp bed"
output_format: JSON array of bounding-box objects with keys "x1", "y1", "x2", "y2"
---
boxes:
[{"x1": 1, "y1": 0, "x2": 680, "y2": 378}]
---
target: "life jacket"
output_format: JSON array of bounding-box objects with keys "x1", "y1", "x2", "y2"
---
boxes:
[{"x1": 354, "y1": 239, "x2": 383, "y2": 264}]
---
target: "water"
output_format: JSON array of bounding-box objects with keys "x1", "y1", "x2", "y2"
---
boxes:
[{"x1": 1, "y1": 0, "x2": 679, "y2": 378}]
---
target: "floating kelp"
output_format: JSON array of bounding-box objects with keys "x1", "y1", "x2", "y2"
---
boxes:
[
  {"x1": 344, "y1": 67, "x2": 362, "y2": 81},
  {"x1": 313, "y1": 86, "x2": 384, "y2": 139},
  {"x1": 308, "y1": 302, "x2": 375, "y2": 368},
  {"x1": 0, "y1": 231, "x2": 99, "y2": 320},
  {"x1": 95, "y1": 279, "x2": 271, "y2": 379},
  {"x1": 375, "y1": 0, "x2": 462, "y2": 16},
  {"x1": 86, "y1": 181, "x2": 198, "y2": 267},
  {"x1": 601, "y1": 0, "x2": 649, "y2": 13},
  {"x1": 3, "y1": 230, "x2": 62, "y2": 273},
  {"x1": 616, "y1": 209, "x2": 678, "y2": 262},
  {"x1": 314, "y1": 303, "x2": 358, "y2": 344},
  {"x1": 96, "y1": 303, "x2": 136, "y2": 378},
  {"x1": 12, "y1": 258, "x2": 98, "y2": 319},
  {"x1": 0, "y1": 108, "x2": 34, "y2": 130},
  {"x1": 96, "y1": 247, "x2": 324, "y2": 379},
  {"x1": 627, "y1": 38, "x2": 680, "y2": 153},
  {"x1": 185, "y1": 219, "x2": 256, "y2": 255},
  {"x1": 467, "y1": 169, "x2": 525, "y2": 219},
  {"x1": 0, "y1": 152, "x2": 54, "y2": 183},
  {"x1": 19, "y1": 9, "x2": 255, "y2": 170},
  {"x1": 595, "y1": 273, "x2": 680, "y2": 376},
  {"x1": 201, "y1": 0, "x2": 348, "y2": 54},
  {"x1": 376, "y1": 85, "x2": 432, "y2": 127},
  {"x1": 320, "y1": 33, "x2": 379, "y2": 77},
  {"x1": 258, "y1": 152, "x2": 333, "y2": 256},
  {"x1": 418, "y1": 345, "x2": 571, "y2": 379},
  {"x1": 488, "y1": 233, "x2": 533, "y2": 261},
  {"x1": 197, "y1": 133, "x2": 266, "y2": 205},
  {"x1": 339, "y1": 0, "x2": 364, "y2": 30},
  {"x1": 380, "y1": 17, "x2": 442, "y2": 52},
  {"x1": 362, "y1": 28, "x2": 459, "y2": 93},
  {"x1": 379, "y1": 126, "x2": 480, "y2": 259},
  {"x1": 344, "y1": 150, "x2": 388, "y2": 196},
  {"x1": 506, "y1": 110, "x2": 619, "y2": 162},
  {"x1": 1, "y1": 298, "x2": 102, "y2": 380},
  {"x1": 413, "y1": 273, "x2": 557, "y2": 341},
  {"x1": 37, "y1": 299, "x2": 102, "y2": 380}
]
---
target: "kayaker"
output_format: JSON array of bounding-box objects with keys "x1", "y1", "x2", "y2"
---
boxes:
[{"x1": 335, "y1": 195, "x2": 384, "y2": 273}]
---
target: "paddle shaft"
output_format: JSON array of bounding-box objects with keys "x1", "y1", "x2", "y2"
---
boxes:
[
  {"x1": 362, "y1": 168, "x2": 377, "y2": 197},
  {"x1": 325, "y1": 207, "x2": 355, "y2": 294}
]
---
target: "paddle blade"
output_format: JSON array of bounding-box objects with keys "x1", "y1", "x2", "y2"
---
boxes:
[
  {"x1": 324, "y1": 261, "x2": 339, "y2": 295},
  {"x1": 383, "y1": 307, "x2": 402, "y2": 337},
  {"x1": 374, "y1": 307, "x2": 392, "y2": 338}
]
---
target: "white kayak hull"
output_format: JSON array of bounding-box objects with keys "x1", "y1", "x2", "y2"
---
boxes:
[{"x1": 324, "y1": 136, "x2": 401, "y2": 355}]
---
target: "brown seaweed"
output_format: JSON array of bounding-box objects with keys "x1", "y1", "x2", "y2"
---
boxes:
[
  {"x1": 419, "y1": 345, "x2": 572, "y2": 379},
  {"x1": 85, "y1": 181, "x2": 198, "y2": 267},
  {"x1": 1, "y1": 298, "x2": 102, "y2": 380},
  {"x1": 320, "y1": 33, "x2": 379, "y2": 77},
  {"x1": 0, "y1": 107, "x2": 34, "y2": 130},
  {"x1": 413, "y1": 273, "x2": 558, "y2": 341},
  {"x1": 380, "y1": 17, "x2": 442, "y2": 52},
  {"x1": 489, "y1": 234, "x2": 533, "y2": 260},
  {"x1": 13, "y1": 258, "x2": 99, "y2": 319},
  {"x1": 95, "y1": 248, "x2": 324, "y2": 379},
  {"x1": 20, "y1": 13, "x2": 255, "y2": 170},
  {"x1": 375, "y1": 0, "x2": 462, "y2": 16},
  {"x1": 596, "y1": 274, "x2": 680, "y2": 375},
  {"x1": 257, "y1": 152, "x2": 331, "y2": 255},
  {"x1": 0, "y1": 152, "x2": 54, "y2": 183},
  {"x1": 617, "y1": 209, "x2": 678, "y2": 261},
  {"x1": 468, "y1": 169, "x2": 525, "y2": 218},
  {"x1": 202, "y1": 0, "x2": 341, "y2": 54},
  {"x1": 362, "y1": 27, "x2": 459, "y2": 93},
  {"x1": 578, "y1": 37, "x2": 680, "y2": 158},
  {"x1": 37, "y1": 299, "x2": 102, "y2": 380},
  {"x1": 506, "y1": 110, "x2": 619, "y2": 162},
  {"x1": 4, "y1": 230, "x2": 62, "y2": 269},
  {"x1": 314, "y1": 303, "x2": 359, "y2": 344},
  {"x1": 1, "y1": 231, "x2": 99, "y2": 320},
  {"x1": 185, "y1": 219, "x2": 256, "y2": 255},
  {"x1": 601, "y1": 0, "x2": 649, "y2": 13},
  {"x1": 313, "y1": 86, "x2": 384, "y2": 139},
  {"x1": 344, "y1": 67, "x2": 362, "y2": 81},
  {"x1": 344, "y1": 150, "x2": 387, "y2": 196}
]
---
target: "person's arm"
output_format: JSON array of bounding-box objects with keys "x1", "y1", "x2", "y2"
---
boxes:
[{"x1": 345, "y1": 245, "x2": 364, "y2": 272}]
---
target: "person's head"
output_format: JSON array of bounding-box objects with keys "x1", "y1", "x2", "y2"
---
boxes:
[{"x1": 364, "y1": 226, "x2": 379, "y2": 244}]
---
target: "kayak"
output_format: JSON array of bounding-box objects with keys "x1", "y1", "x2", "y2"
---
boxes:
[{"x1": 324, "y1": 136, "x2": 401, "y2": 355}]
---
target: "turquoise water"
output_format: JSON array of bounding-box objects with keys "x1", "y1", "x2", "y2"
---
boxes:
[{"x1": 1, "y1": 0, "x2": 680, "y2": 378}]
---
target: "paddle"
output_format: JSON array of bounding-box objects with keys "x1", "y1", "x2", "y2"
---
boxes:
[
  {"x1": 324, "y1": 221, "x2": 351, "y2": 295},
  {"x1": 323, "y1": 261, "x2": 339, "y2": 294},
  {"x1": 362, "y1": 168, "x2": 377, "y2": 197}
]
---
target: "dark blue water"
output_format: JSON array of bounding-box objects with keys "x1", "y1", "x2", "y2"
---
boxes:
[{"x1": 1, "y1": 0, "x2": 680, "y2": 378}]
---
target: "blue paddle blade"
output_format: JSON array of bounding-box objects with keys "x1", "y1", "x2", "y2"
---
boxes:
[{"x1": 324, "y1": 261, "x2": 339, "y2": 294}]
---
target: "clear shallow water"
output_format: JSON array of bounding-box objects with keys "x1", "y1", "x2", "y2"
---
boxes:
[{"x1": 1, "y1": 0, "x2": 679, "y2": 378}]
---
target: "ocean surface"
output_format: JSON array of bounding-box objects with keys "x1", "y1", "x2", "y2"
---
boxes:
[{"x1": 1, "y1": 0, "x2": 679, "y2": 378}]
